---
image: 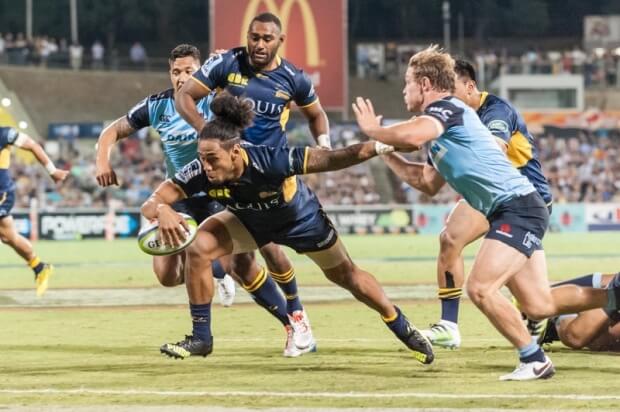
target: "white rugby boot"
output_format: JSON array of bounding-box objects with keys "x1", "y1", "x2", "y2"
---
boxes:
[
  {"x1": 499, "y1": 355, "x2": 555, "y2": 381},
  {"x1": 216, "y1": 274, "x2": 236, "y2": 307},
  {"x1": 288, "y1": 309, "x2": 317, "y2": 353}
]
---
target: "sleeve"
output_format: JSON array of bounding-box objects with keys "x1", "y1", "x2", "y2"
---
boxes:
[
  {"x1": 251, "y1": 146, "x2": 308, "y2": 178},
  {"x1": 171, "y1": 159, "x2": 208, "y2": 197},
  {"x1": 286, "y1": 146, "x2": 309, "y2": 175},
  {"x1": 192, "y1": 53, "x2": 227, "y2": 92},
  {"x1": 126, "y1": 97, "x2": 151, "y2": 130},
  {"x1": 423, "y1": 99, "x2": 465, "y2": 130},
  {"x1": 293, "y1": 70, "x2": 318, "y2": 108},
  {"x1": 0, "y1": 127, "x2": 19, "y2": 148},
  {"x1": 479, "y1": 104, "x2": 515, "y2": 144}
]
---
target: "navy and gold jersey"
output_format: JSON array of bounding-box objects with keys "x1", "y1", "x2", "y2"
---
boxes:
[
  {"x1": 477, "y1": 92, "x2": 552, "y2": 205},
  {"x1": 0, "y1": 126, "x2": 19, "y2": 192},
  {"x1": 171, "y1": 144, "x2": 330, "y2": 251},
  {"x1": 192, "y1": 47, "x2": 318, "y2": 148},
  {"x1": 126, "y1": 88, "x2": 212, "y2": 177}
]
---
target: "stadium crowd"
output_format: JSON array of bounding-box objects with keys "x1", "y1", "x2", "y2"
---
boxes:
[{"x1": 8, "y1": 125, "x2": 620, "y2": 210}]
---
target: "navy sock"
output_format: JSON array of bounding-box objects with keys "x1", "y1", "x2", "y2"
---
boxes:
[
  {"x1": 189, "y1": 303, "x2": 212, "y2": 342},
  {"x1": 383, "y1": 306, "x2": 411, "y2": 343},
  {"x1": 518, "y1": 338, "x2": 545, "y2": 363},
  {"x1": 243, "y1": 269, "x2": 289, "y2": 326},
  {"x1": 211, "y1": 259, "x2": 226, "y2": 280},
  {"x1": 269, "y1": 268, "x2": 303, "y2": 314},
  {"x1": 552, "y1": 273, "x2": 597, "y2": 288},
  {"x1": 440, "y1": 297, "x2": 460, "y2": 323}
]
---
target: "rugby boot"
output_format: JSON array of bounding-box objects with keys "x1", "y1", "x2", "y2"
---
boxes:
[
  {"x1": 421, "y1": 321, "x2": 461, "y2": 349},
  {"x1": 499, "y1": 355, "x2": 555, "y2": 381},
  {"x1": 35, "y1": 264, "x2": 53, "y2": 297},
  {"x1": 160, "y1": 335, "x2": 213, "y2": 359}
]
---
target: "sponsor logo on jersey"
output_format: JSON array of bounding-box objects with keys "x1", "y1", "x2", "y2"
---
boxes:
[
  {"x1": 487, "y1": 119, "x2": 510, "y2": 135},
  {"x1": 243, "y1": 97, "x2": 285, "y2": 116},
  {"x1": 258, "y1": 190, "x2": 279, "y2": 199},
  {"x1": 226, "y1": 72, "x2": 249, "y2": 87},
  {"x1": 427, "y1": 106, "x2": 453, "y2": 122},
  {"x1": 275, "y1": 90, "x2": 291, "y2": 100},
  {"x1": 208, "y1": 188, "x2": 231, "y2": 199}
]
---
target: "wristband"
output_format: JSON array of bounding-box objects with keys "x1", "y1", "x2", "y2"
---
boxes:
[
  {"x1": 317, "y1": 134, "x2": 331, "y2": 149},
  {"x1": 45, "y1": 161, "x2": 57, "y2": 175},
  {"x1": 374, "y1": 141, "x2": 395, "y2": 155}
]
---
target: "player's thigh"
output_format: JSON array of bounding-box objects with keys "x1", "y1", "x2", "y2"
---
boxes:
[
  {"x1": 305, "y1": 237, "x2": 353, "y2": 281},
  {"x1": 505, "y1": 250, "x2": 554, "y2": 318},
  {"x1": 195, "y1": 210, "x2": 257, "y2": 259},
  {"x1": 468, "y1": 238, "x2": 528, "y2": 295},
  {"x1": 441, "y1": 199, "x2": 489, "y2": 248}
]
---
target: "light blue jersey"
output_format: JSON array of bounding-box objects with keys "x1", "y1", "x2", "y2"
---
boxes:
[
  {"x1": 425, "y1": 97, "x2": 535, "y2": 216},
  {"x1": 126, "y1": 88, "x2": 212, "y2": 177}
]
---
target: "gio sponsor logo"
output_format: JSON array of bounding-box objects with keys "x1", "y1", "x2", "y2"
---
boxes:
[
  {"x1": 240, "y1": 0, "x2": 320, "y2": 67},
  {"x1": 522, "y1": 231, "x2": 541, "y2": 249}
]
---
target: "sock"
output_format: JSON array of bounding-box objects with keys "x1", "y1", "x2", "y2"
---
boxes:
[
  {"x1": 552, "y1": 273, "x2": 598, "y2": 288},
  {"x1": 383, "y1": 306, "x2": 411, "y2": 343},
  {"x1": 242, "y1": 268, "x2": 289, "y2": 326},
  {"x1": 439, "y1": 288, "x2": 462, "y2": 324},
  {"x1": 211, "y1": 259, "x2": 226, "y2": 280},
  {"x1": 269, "y1": 268, "x2": 303, "y2": 314},
  {"x1": 189, "y1": 303, "x2": 212, "y2": 342},
  {"x1": 28, "y1": 257, "x2": 45, "y2": 276},
  {"x1": 518, "y1": 337, "x2": 545, "y2": 363},
  {"x1": 607, "y1": 287, "x2": 618, "y2": 312}
]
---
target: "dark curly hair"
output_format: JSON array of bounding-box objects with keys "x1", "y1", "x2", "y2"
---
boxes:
[{"x1": 199, "y1": 92, "x2": 254, "y2": 145}]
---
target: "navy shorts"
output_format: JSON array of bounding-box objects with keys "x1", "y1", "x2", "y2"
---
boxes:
[
  {"x1": 173, "y1": 196, "x2": 224, "y2": 224},
  {"x1": 242, "y1": 208, "x2": 338, "y2": 254},
  {"x1": 485, "y1": 191, "x2": 549, "y2": 258},
  {"x1": 0, "y1": 190, "x2": 15, "y2": 219}
]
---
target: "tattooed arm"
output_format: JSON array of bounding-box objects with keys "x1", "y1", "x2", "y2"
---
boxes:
[
  {"x1": 301, "y1": 141, "x2": 396, "y2": 174},
  {"x1": 95, "y1": 116, "x2": 138, "y2": 187}
]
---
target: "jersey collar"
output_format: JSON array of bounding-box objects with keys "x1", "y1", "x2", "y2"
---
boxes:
[{"x1": 479, "y1": 91, "x2": 489, "y2": 108}]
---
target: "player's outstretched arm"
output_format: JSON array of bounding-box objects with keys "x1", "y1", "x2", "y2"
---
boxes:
[
  {"x1": 141, "y1": 180, "x2": 189, "y2": 246},
  {"x1": 382, "y1": 153, "x2": 445, "y2": 196},
  {"x1": 95, "y1": 116, "x2": 137, "y2": 187},
  {"x1": 17, "y1": 133, "x2": 69, "y2": 183},
  {"x1": 302, "y1": 141, "x2": 395, "y2": 174},
  {"x1": 176, "y1": 78, "x2": 210, "y2": 132},
  {"x1": 352, "y1": 97, "x2": 440, "y2": 149}
]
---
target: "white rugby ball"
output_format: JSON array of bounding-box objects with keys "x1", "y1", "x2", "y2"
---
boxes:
[{"x1": 137, "y1": 213, "x2": 198, "y2": 256}]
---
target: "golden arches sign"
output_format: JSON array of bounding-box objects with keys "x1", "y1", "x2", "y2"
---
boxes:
[{"x1": 241, "y1": 0, "x2": 320, "y2": 66}]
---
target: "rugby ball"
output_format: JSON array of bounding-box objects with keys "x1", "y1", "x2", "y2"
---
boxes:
[{"x1": 137, "y1": 213, "x2": 198, "y2": 256}]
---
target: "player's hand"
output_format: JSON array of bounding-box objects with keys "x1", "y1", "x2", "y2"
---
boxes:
[
  {"x1": 352, "y1": 97, "x2": 383, "y2": 138},
  {"x1": 156, "y1": 205, "x2": 189, "y2": 247},
  {"x1": 51, "y1": 169, "x2": 70, "y2": 183},
  {"x1": 95, "y1": 162, "x2": 119, "y2": 187}
]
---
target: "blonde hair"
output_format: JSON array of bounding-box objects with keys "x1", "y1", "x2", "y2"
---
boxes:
[{"x1": 408, "y1": 45, "x2": 456, "y2": 93}]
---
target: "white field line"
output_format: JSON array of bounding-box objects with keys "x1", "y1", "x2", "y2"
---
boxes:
[{"x1": 0, "y1": 388, "x2": 619, "y2": 401}]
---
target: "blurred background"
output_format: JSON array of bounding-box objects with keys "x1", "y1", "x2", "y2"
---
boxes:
[{"x1": 2, "y1": 0, "x2": 620, "y2": 240}]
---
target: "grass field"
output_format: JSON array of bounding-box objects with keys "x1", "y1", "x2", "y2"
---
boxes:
[{"x1": 1, "y1": 233, "x2": 620, "y2": 410}]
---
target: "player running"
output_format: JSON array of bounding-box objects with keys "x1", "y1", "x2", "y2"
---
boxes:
[
  {"x1": 419, "y1": 59, "x2": 553, "y2": 349},
  {"x1": 353, "y1": 45, "x2": 620, "y2": 380},
  {"x1": 95, "y1": 44, "x2": 236, "y2": 306},
  {"x1": 141, "y1": 92, "x2": 434, "y2": 364},
  {"x1": 176, "y1": 13, "x2": 331, "y2": 349},
  {"x1": 96, "y1": 45, "x2": 306, "y2": 358},
  {"x1": 0, "y1": 126, "x2": 68, "y2": 295}
]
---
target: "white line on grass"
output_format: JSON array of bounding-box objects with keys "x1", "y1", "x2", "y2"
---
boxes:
[{"x1": 0, "y1": 388, "x2": 619, "y2": 401}]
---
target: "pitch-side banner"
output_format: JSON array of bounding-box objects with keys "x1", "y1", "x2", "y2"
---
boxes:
[{"x1": 210, "y1": 0, "x2": 348, "y2": 112}]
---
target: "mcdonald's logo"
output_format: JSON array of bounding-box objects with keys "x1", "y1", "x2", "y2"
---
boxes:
[{"x1": 241, "y1": 0, "x2": 320, "y2": 67}]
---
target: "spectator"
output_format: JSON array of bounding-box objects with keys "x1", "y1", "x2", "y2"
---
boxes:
[
  {"x1": 91, "y1": 40, "x2": 105, "y2": 70},
  {"x1": 129, "y1": 41, "x2": 147, "y2": 69},
  {"x1": 69, "y1": 42, "x2": 83, "y2": 70}
]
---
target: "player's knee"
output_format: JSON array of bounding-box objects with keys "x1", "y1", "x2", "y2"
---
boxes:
[
  {"x1": 562, "y1": 330, "x2": 587, "y2": 349},
  {"x1": 0, "y1": 230, "x2": 15, "y2": 245},
  {"x1": 520, "y1": 302, "x2": 556, "y2": 321},
  {"x1": 465, "y1": 281, "x2": 486, "y2": 305},
  {"x1": 323, "y1": 260, "x2": 355, "y2": 288},
  {"x1": 157, "y1": 273, "x2": 183, "y2": 287},
  {"x1": 438, "y1": 229, "x2": 463, "y2": 259}
]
